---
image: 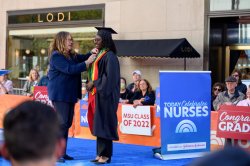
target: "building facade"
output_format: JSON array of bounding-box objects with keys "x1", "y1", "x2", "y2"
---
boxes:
[{"x1": 3, "y1": 0, "x2": 250, "y2": 89}]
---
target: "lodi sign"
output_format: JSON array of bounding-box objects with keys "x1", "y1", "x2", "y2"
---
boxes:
[
  {"x1": 33, "y1": 86, "x2": 53, "y2": 107},
  {"x1": 217, "y1": 105, "x2": 250, "y2": 140}
]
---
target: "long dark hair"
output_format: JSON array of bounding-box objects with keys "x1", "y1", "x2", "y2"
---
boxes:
[
  {"x1": 120, "y1": 77, "x2": 127, "y2": 87},
  {"x1": 97, "y1": 31, "x2": 117, "y2": 54}
]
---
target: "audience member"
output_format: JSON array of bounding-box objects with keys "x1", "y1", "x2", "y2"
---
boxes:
[
  {"x1": 213, "y1": 76, "x2": 245, "y2": 146},
  {"x1": 129, "y1": 79, "x2": 155, "y2": 107},
  {"x1": 211, "y1": 82, "x2": 225, "y2": 111},
  {"x1": 0, "y1": 70, "x2": 13, "y2": 95},
  {"x1": 38, "y1": 65, "x2": 49, "y2": 86},
  {"x1": 213, "y1": 76, "x2": 245, "y2": 111},
  {"x1": 189, "y1": 147, "x2": 250, "y2": 166},
  {"x1": 127, "y1": 70, "x2": 142, "y2": 93},
  {"x1": 35, "y1": 65, "x2": 44, "y2": 77},
  {"x1": 120, "y1": 77, "x2": 133, "y2": 104},
  {"x1": 22, "y1": 69, "x2": 39, "y2": 97},
  {"x1": 232, "y1": 68, "x2": 247, "y2": 95},
  {"x1": 237, "y1": 85, "x2": 250, "y2": 106},
  {"x1": 1, "y1": 101, "x2": 65, "y2": 166}
]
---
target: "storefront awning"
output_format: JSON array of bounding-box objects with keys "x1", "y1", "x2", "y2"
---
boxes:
[{"x1": 114, "y1": 38, "x2": 200, "y2": 58}]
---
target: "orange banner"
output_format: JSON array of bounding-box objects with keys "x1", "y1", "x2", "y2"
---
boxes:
[
  {"x1": 0, "y1": 95, "x2": 31, "y2": 128},
  {"x1": 0, "y1": 95, "x2": 249, "y2": 150}
]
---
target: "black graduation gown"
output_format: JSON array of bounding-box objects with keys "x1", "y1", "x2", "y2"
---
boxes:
[{"x1": 93, "y1": 51, "x2": 120, "y2": 140}]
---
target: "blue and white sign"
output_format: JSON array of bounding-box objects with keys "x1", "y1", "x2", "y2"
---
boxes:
[
  {"x1": 80, "y1": 100, "x2": 89, "y2": 127},
  {"x1": 155, "y1": 87, "x2": 160, "y2": 117},
  {"x1": 160, "y1": 71, "x2": 211, "y2": 160}
]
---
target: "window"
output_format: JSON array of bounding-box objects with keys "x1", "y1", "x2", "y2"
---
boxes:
[{"x1": 7, "y1": 27, "x2": 97, "y2": 88}]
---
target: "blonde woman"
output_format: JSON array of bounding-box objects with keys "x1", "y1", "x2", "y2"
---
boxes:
[
  {"x1": 47, "y1": 31, "x2": 96, "y2": 162},
  {"x1": 22, "y1": 69, "x2": 39, "y2": 97}
]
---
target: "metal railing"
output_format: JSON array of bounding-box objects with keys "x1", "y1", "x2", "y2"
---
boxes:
[{"x1": 12, "y1": 88, "x2": 24, "y2": 95}]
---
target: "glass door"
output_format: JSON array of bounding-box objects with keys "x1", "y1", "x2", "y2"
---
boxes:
[
  {"x1": 7, "y1": 27, "x2": 97, "y2": 88},
  {"x1": 225, "y1": 45, "x2": 250, "y2": 79}
]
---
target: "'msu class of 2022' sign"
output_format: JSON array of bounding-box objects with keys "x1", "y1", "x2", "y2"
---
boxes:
[{"x1": 121, "y1": 105, "x2": 151, "y2": 136}]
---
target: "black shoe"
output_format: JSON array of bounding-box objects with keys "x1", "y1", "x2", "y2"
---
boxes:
[
  {"x1": 90, "y1": 156, "x2": 100, "y2": 162},
  {"x1": 57, "y1": 158, "x2": 65, "y2": 163},
  {"x1": 90, "y1": 159, "x2": 99, "y2": 162},
  {"x1": 95, "y1": 158, "x2": 111, "y2": 164},
  {"x1": 63, "y1": 154, "x2": 74, "y2": 160}
]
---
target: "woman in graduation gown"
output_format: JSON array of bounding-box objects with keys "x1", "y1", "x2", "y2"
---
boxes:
[{"x1": 87, "y1": 27, "x2": 120, "y2": 164}]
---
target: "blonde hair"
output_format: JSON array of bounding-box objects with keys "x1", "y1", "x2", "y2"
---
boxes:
[
  {"x1": 28, "y1": 69, "x2": 39, "y2": 82},
  {"x1": 50, "y1": 31, "x2": 75, "y2": 58}
]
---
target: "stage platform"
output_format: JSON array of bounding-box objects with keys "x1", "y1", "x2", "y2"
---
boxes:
[{"x1": 0, "y1": 138, "x2": 194, "y2": 166}]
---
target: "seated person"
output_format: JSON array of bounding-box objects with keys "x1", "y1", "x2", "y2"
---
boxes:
[
  {"x1": 211, "y1": 82, "x2": 225, "y2": 111},
  {"x1": 237, "y1": 85, "x2": 250, "y2": 106},
  {"x1": 232, "y1": 69, "x2": 247, "y2": 95},
  {"x1": 0, "y1": 70, "x2": 13, "y2": 95},
  {"x1": 129, "y1": 79, "x2": 155, "y2": 107},
  {"x1": 22, "y1": 69, "x2": 39, "y2": 97},
  {"x1": 120, "y1": 77, "x2": 134, "y2": 103},
  {"x1": 1, "y1": 101, "x2": 65, "y2": 166},
  {"x1": 213, "y1": 76, "x2": 245, "y2": 147},
  {"x1": 127, "y1": 70, "x2": 142, "y2": 93},
  {"x1": 213, "y1": 76, "x2": 245, "y2": 111},
  {"x1": 38, "y1": 65, "x2": 49, "y2": 86}
]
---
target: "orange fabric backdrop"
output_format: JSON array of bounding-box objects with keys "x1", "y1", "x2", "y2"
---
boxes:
[
  {"x1": 1, "y1": 95, "x2": 249, "y2": 151},
  {"x1": 0, "y1": 95, "x2": 31, "y2": 128}
]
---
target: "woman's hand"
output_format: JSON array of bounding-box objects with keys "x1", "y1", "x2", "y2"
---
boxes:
[
  {"x1": 85, "y1": 54, "x2": 97, "y2": 66},
  {"x1": 27, "y1": 93, "x2": 33, "y2": 97},
  {"x1": 91, "y1": 48, "x2": 99, "y2": 54},
  {"x1": 120, "y1": 99, "x2": 129, "y2": 104},
  {"x1": 140, "y1": 98, "x2": 145, "y2": 102},
  {"x1": 133, "y1": 100, "x2": 142, "y2": 107},
  {"x1": 86, "y1": 81, "x2": 94, "y2": 92}
]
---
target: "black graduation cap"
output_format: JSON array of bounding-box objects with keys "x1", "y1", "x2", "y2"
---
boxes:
[{"x1": 95, "y1": 27, "x2": 118, "y2": 34}]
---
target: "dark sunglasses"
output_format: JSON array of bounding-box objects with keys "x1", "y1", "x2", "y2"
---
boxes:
[{"x1": 213, "y1": 88, "x2": 222, "y2": 92}]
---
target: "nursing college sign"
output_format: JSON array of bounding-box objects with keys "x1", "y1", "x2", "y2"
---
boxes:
[{"x1": 160, "y1": 71, "x2": 211, "y2": 160}]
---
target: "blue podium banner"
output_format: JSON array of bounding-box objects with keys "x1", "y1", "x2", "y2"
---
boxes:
[
  {"x1": 80, "y1": 100, "x2": 89, "y2": 127},
  {"x1": 160, "y1": 71, "x2": 211, "y2": 160},
  {"x1": 155, "y1": 87, "x2": 160, "y2": 117}
]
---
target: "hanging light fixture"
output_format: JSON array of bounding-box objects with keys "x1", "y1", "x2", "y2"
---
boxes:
[
  {"x1": 40, "y1": 48, "x2": 46, "y2": 54},
  {"x1": 25, "y1": 49, "x2": 30, "y2": 55},
  {"x1": 74, "y1": 48, "x2": 79, "y2": 53}
]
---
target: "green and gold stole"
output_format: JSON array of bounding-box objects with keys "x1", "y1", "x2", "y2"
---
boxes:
[{"x1": 88, "y1": 49, "x2": 108, "y2": 95}]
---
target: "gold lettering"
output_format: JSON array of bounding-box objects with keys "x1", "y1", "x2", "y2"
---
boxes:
[
  {"x1": 38, "y1": 14, "x2": 43, "y2": 23},
  {"x1": 47, "y1": 13, "x2": 53, "y2": 22},
  {"x1": 58, "y1": 12, "x2": 64, "y2": 22},
  {"x1": 68, "y1": 12, "x2": 71, "y2": 21}
]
